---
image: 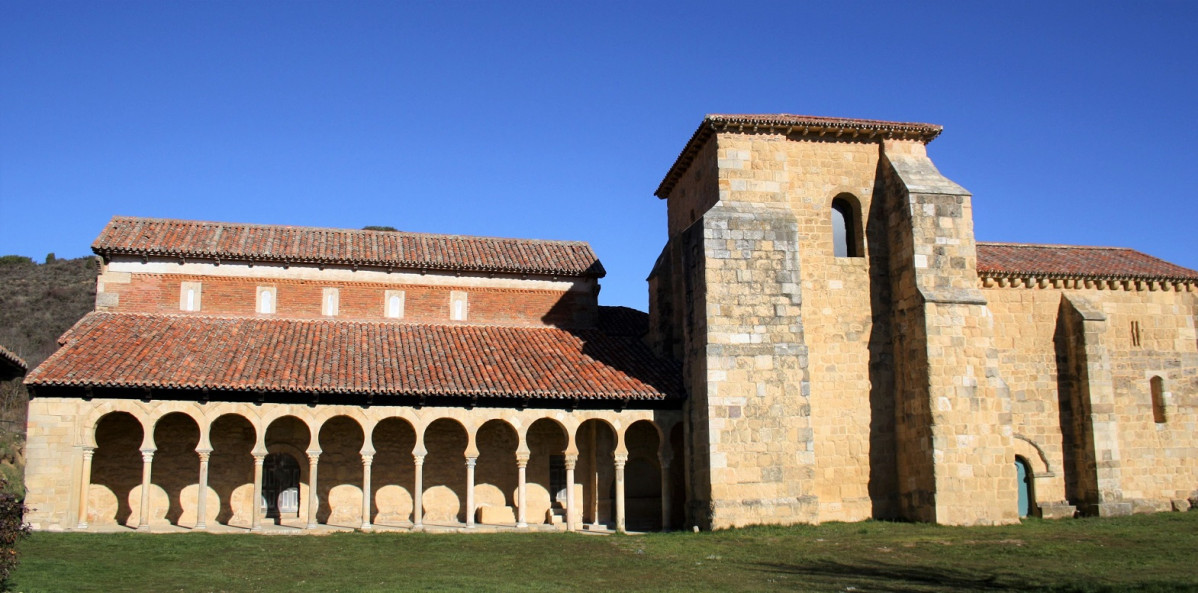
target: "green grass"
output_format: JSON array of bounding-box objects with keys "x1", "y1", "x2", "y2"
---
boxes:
[{"x1": 9, "y1": 512, "x2": 1198, "y2": 592}]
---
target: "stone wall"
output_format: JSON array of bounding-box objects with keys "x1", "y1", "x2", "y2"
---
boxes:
[
  {"x1": 881, "y1": 139, "x2": 1017, "y2": 525},
  {"x1": 985, "y1": 283, "x2": 1198, "y2": 515}
]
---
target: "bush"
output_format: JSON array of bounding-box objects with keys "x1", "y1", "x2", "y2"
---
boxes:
[{"x1": 0, "y1": 478, "x2": 28, "y2": 588}]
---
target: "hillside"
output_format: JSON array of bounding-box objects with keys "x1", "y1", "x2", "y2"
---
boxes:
[{"x1": 0, "y1": 255, "x2": 98, "y2": 428}]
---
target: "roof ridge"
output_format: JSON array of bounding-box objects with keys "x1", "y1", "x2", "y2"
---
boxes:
[
  {"x1": 95, "y1": 216, "x2": 606, "y2": 278},
  {"x1": 106, "y1": 215, "x2": 592, "y2": 247}
]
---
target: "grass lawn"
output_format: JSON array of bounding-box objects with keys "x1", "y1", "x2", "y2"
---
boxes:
[{"x1": 8, "y1": 512, "x2": 1198, "y2": 593}]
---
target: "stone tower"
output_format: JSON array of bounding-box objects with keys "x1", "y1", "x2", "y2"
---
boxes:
[{"x1": 648, "y1": 114, "x2": 1019, "y2": 528}]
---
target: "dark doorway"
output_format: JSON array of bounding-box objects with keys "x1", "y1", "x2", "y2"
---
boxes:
[{"x1": 263, "y1": 453, "x2": 300, "y2": 520}]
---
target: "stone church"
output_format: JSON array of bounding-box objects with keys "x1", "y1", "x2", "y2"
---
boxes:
[{"x1": 23, "y1": 114, "x2": 1198, "y2": 532}]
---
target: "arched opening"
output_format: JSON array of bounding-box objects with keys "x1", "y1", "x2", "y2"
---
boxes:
[
  {"x1": 149, "y1": 412, "x2": 200, "y2": 527},
  {"x1": 262, "y1": 452, "x2": 301, "y2": 521},
  {"x1": 1016, "y1": 456, "x2": 1035, "y2": 518},
  {"x1": 527, "y1": 418, "x2": 568, "y2": 526},
  {"x1": 316, "y1": 416, "x2": 365, "y2": 526},
  {"x1": 577, "y1": 419, "x2": 616, "y2": 528},
  {"x1": 625, "y1": 421, "x2": 662, "y2": 531},
  {"x1": 371, "y1": 417, "x2": 416, "y2": 526},
  {"x1": 831, "y1": 194, "x2": 861, "y2": 258},
  {"x1": 475, "y1": 419, "x2": 518, "y2": 525},
  {"x1": 90, "y1": 412, "x2": 144, "y2": 527},
  {"x1": 423, "y1": 418, "x2": 467, "y2": 524},
  {"x1": 208, "y1": 414, "x2": 255, "y2": 527},
  {"x1": 264, "y1": 416, "x2": 311, "y2": 525},
  {"x1": 1151, "y1": 376, "x2": 1166, "y2": 424}
]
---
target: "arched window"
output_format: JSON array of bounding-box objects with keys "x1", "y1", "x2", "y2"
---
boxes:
[
  {"x1": 258, "y1": 288, "x2": 274, "y2": 314},
  {"x1": 1151, "y1": 376, "x2": 1166, "y2": 423},
  {"x1": 831, "y1": 196, "x2": 860, "y2": 258}
]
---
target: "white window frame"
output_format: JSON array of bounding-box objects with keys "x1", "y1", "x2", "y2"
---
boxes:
[
  {"x1": 257, "y1": 286, "x2": 276, "y2": 314},
  {"x1": 450, "y1": 290, "x2": 468, "y2": 321},
  {"x1": 385, "y1": 290, "x2": 405, "y2": 319},
  {"x1": 179, "y1": 281, "x2": 202, "y2": 312},
  {"x1": 322, "y1": 287, "x2": 340, "y2": 317}
]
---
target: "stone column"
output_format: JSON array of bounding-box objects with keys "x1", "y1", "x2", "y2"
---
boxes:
[
  {"x1": 360, "y1": 454, "x2": 374, "y2": 530},
  {"x1": 137, "y1": 448, "x2": 155, "y2": 531},
  {"x1": 251, "y1": 453, "x2": 265, "y2": 531},
  {"x1": 306, "y1": 451, "x2": 320, "y2": 529},
  {"x1": 195, "y1": 448, "x2": 212, "y2": 530},
  {"x1": 564, "y1": 454, "x2": 578, "y2": 532},
  {"x1": 588, "y1": 424, "x2": 600, "y2": 528},
  {"x1": 614, "y1": 453, "x2": 627, "y2": 533},
  {"x1": 412, "y1": 454, "x2": 424, "y2": 529},
  {"x1": 76, "y1": 446, "x2": 95, "y2": 529},
  {"x1": 465, "y1": 457, "x2": 477, "y2": 528},
  {"x1": 658, "y1": 451, "x2": 672, "y2": 532},
  {"x1": 516, "y1": 453, "x2": 529, "y2": 528}
]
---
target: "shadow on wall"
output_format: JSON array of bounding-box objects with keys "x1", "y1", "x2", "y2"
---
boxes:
[{"x1": 866, "y1": 166, "x2": 899, "y2": 520}]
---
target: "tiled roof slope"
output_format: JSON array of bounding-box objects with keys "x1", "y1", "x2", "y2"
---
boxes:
[
  {"x1": 0, "y1": 345, "x2": 27, "y2": 381},
  {"x1": 657, "y1": 113, "x2": 943, "y2": 198},
  {"x1": 93, "y1": 216, "x2": 606, "y2": 278},
  {"x1": 977, "y1": 243, "x2": 1198, "y2": 281},
  {"x1": 27, "y1": 313, "x2": 681, "y2": 401}
]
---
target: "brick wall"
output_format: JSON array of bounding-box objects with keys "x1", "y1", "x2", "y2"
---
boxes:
[{"x1": 96, "y1": 272, "x2": 597, "y2": 328}]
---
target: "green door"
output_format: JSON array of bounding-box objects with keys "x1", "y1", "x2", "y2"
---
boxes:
[{"x1": 1016, "y1": 458, "x2": 1032, "y2": 517}]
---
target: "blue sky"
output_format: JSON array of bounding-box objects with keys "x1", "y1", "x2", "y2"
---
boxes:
[{"x1": 2, "y1": 1, "x2": 1196, "y2": 310}]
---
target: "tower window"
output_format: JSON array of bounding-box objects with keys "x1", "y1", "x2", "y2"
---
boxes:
[{"x1": 831, "y1": 196, "x2": 861, "y2": 258}]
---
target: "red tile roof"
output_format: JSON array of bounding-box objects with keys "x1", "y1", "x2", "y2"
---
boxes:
[
  {"x1": 0, "y1": 345, "x2": 27, "y2": 381},
  {"x1": 656, "y1": 113, "x2": 943, "y2": 198},
  {"x1": 93, "y1": 216, "x2": 606, "y2": 278},
  {"x1": 27, "y1": 313, "x2": 681, "y2": 401},
  {"x1": 977, "y1": 242, "x2": 1198, "y2": 281}
]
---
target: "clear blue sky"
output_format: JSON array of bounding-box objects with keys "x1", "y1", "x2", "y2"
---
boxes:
[{"x1": 2, "y1": 1, "x2": 1196, "y2": 310}]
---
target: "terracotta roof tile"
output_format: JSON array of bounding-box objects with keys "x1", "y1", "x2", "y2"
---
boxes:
[
  {"x1": 92, "y1": 216, "x2": 606, "y2": 278},
  {"x1": 976, "y1": 242, "x2": 1198, "y2": 281},
  {"x1": 657, "y1": 113, "x2": 943, "y2": 198},
  {"x1": 27, "y1": 313, "x2": 681, "y2": 401}
]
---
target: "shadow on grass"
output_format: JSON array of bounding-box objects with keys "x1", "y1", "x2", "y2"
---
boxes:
[{"x1": 752, "y1": 559, "x2": 1195, "y2": 593}]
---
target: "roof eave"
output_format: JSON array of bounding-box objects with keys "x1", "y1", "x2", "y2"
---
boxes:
[{"x1": 655, "y1": 114, "x2": 943, "y2": 199}]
